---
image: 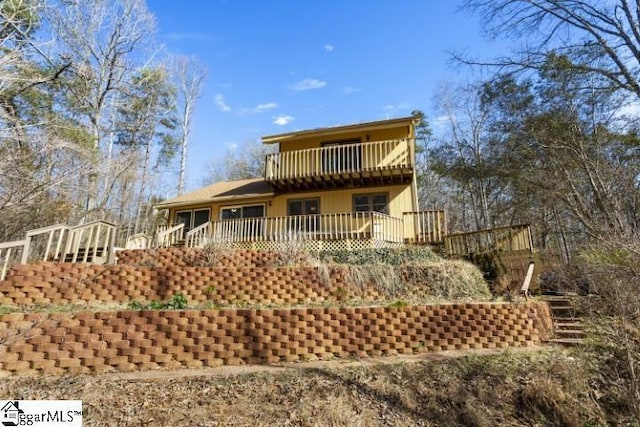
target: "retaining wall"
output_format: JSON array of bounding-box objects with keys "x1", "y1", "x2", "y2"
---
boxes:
[
  {"x1": 0, "y1": 302, "x2": 552, "y2": 376},
  {"x1": 114, "y1": 248, "x2": 285, "y2": 268},
  {"x1": 0, "y1": 263, "x2": 382, "y2": 306}
]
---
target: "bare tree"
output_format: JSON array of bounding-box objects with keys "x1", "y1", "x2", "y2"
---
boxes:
[
  {"x1": 172, "y1": 55, "x2": 207, "y2": 195},
  {"x1": 205, "y1": 139, "x2": 276, "y2": 184},
  {"x1": 461, "y1": 0, "x2": 640, "y2": 99},
  {"x1": 45, "y1": 0, "x2": 159, "y2": 216},
  {"x1": 430, "y1": 81, "x2": 505, "y2": 231},
  {"x1": 0, "y1": 0, "x2": 91, "y2": 238}
]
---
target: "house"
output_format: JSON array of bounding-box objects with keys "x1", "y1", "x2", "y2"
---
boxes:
[
  {"x1": 153, "y1": 116, "x2": 447, "y2": 250},
  {"x1": 1, "y1": 401, "x2": 22, "y2": 426}
]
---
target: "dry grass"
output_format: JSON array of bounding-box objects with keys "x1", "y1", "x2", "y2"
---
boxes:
[
  {"x1": 0, "y1": 348, "x2": 614, "y2": 426},
  {"x1": 184, "y1": 240, "x2": 237, "y2": 267}
]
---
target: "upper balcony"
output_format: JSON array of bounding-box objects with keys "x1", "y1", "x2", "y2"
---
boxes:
[{"x1": 264, "y1": 138, "x2": 414, "y2": 191}]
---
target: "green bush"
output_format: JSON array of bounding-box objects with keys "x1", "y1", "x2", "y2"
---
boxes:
[{"x1": 128, "y1": 293, "x2": 188, "y2": 310}]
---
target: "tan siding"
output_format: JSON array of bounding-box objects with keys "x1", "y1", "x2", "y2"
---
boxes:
[
  {"x1": 279, "y1": 126, "x2": 411, "y2": 152},
  {"x1": 170, "y1": 198, "x2": 275, "y2": 223},
  {"x1": 268, "y1": 184, "x2": 415, "y2": 217}
]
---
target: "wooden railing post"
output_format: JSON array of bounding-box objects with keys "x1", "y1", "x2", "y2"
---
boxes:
[{"x1": 20, "y1": 235, "x2": 31, "y2": 264}]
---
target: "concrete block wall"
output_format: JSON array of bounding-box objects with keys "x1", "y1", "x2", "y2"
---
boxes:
[
  {"x1": 115, "y1": 248, "x2": 287, "y2": 268},
  {"x1": 0, "y1": 302, "x2": 553, "y2": 376},
  {"x1": 0, "y1": 263, "x2": 382, "y2": 306}
]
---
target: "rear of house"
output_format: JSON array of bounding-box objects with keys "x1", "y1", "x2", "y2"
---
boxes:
[{"x1": 154, "y1": 116, "x2": 447, "y2": 250}]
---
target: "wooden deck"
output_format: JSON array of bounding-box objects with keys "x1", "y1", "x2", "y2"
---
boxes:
[
  {"x1": 185, "y1": 212, "x2": 406, "y2": 248},
  {"x1": 264, "y1": 139, "x2": 413, "y2": 191},
  {"x1": 444, "y1": 224, "x2": 534, "y2": 257}
]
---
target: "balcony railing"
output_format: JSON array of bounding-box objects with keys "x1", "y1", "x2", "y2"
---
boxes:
[
  {"x1": 184, "y1": 212, "x2": 405, "y2": 247},
  {"x1": 403, "y1": 210, "x2": 447, "y2": 244},
  {"x1": 264, "y1": 139, "x2": 413, "y2": 190},
  {"x1": 444, "y1": 224, "x2": 534, "y2": 257}
]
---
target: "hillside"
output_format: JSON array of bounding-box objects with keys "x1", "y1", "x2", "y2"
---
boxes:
[{"x1": 0, "y1": 347, "x2": 621, "y2": 426}]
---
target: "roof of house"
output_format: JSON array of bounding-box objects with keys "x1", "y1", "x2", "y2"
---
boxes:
[
  {"x1": 262, "y1": 115, "x2": 418, "y2": 144},
  {"x1": 154, "y1": 178, "x2": 274, "y2": 209}
]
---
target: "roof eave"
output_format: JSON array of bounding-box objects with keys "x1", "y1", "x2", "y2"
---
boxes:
[
  {"x1": 262, "y1": 116, "x2": 417, "y2": 144},
  {"x1": 153, "y1": 193, "x2": 275, "y2": 210}
]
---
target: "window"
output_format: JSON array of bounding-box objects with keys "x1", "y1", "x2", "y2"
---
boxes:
[
  {"x1": 353, "y1": 193, "x2": 389, "y2": 214},
  {"x1": 174, "y1": 208, "x2": 210, "y2": 233},
  {"x1": 220, "y1": 204, "x2": 265, "y2": 220},
  {"x1": 287, "y1": 198, "x2": 320, "y2": 216},
  {"x1": 219, "y1": 204, "x2": 266, "y2": 238},
  {"x1": 287, "y1": 198, "x2": 320, "y2": 232}
]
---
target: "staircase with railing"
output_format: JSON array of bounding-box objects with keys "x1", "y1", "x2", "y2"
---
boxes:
[
  {"x1": 156, "y1": 223, "x2": 185, "y2": 248},
  {"x1": 0, "y1": 220, "x2": 116, "y2": 280}
]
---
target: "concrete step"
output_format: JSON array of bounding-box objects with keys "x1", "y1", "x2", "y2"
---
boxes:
[
  {"x1": 555, "y1": 329, "x2": 586, "y2": 339},
  {"x1": 547, "y1": 338, "x2": 583, "y2": 347},
  {"x1": 550, "y1": 306, "x2": 577, "y2": 318},
  {"x1": 546, "y1": 297, "x2": 573, "y2": 307},
  {"x1": 553, "y1": 317, "x2": 582, "y2": 329}
]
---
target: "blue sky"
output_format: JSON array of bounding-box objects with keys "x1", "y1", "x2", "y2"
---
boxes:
[{"x1": 147, "y1": 1, "x2": 505, "y2": 192}]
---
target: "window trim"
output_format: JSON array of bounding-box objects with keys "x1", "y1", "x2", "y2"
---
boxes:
[{"x1": 352, "y1": 192, "x2": 390, "y2": 214}]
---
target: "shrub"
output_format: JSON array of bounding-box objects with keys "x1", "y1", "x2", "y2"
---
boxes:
[
  {"x1": 184, "y1": 241, "x2": 235, "y2": 267},
  {"x1": 128, "y1": 293, "x2": 188, "y2": 310}
]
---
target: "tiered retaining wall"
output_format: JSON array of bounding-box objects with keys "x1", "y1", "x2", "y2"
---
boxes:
[
  {"x1": 0, "y1": 302, "x2": 552, "y2": 376},
  {"x1": 114, "y1": 248, "x2": 285, "y2": 268},
  {"x1": 0, "y1": 263, "x2": 382, "y2": 306}
]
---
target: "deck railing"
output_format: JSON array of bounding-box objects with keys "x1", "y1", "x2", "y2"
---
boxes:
[
  {"x1": 265, "y1": 138, "x2": 411, "y2": 181},
  {"x1": 21, "y1": 223, "x2": 70, "y2": 264},
  {"x1": 63, "y1": 220, "x2": 117, "y2": 264},
  {"x1": 184, "y1": 212, "x2": 405, "y2": 247},
  {"x1": 444, "y1": 224, "x2": 534, "y2": 257},
  {"x1": 156, "y1": 223, "x2": 185, "y2": 248},
  {"x1": 0, "y1": 220, "x2": 117, "y2": 280},
  {"x1": 0, "y1": 240, "x2": 27, "y2": 280},
  {"x1": 403, "y1": 210, "x2": 447, "y2": 244},
  {"x1": 185, "y1": 222, "x2": 211, "y2": 247}
]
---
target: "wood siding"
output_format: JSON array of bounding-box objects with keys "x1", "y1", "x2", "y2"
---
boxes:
[{"x1": 277, "y1": 126, "x2": 412, "y2": 152}]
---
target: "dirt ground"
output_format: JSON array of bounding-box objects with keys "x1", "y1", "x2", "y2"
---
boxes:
[{"x1": 0, "y1": 346, "x2": 608, "y2": 427}]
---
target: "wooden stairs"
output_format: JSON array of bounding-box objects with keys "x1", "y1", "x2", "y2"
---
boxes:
[
  {"x1": 61, "y1": 246, "x2": 108, "y2": 263},
  {"x1": 544, "y1": 295, "x2": 586, "y2": 346}
]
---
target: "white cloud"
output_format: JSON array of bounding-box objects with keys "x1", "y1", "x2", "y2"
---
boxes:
[
  {"x1": 254, "y1": 102, "x2": 278, "y2": 112},
  {"x1": 273, "y1": 115, "x2": 294, "y2": 125},
  {"x1": 323, "y1": 44, "x2": 334, "y2": 52},
  {"x1": 383, "y1": 102, "x2": 410, "y2": 112},
  {"x1": 342, "y1": 86, "x2": 361, "y2": 95},
  {"x1": 238, "y1": 102, "x2": 278, "y2": 115},
  {"x1": 289, "y1": 78, "x2": 327, "y2": 92},
  {"x1": 214, "y1": 94, "x2": 231, "y2": 112}
]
